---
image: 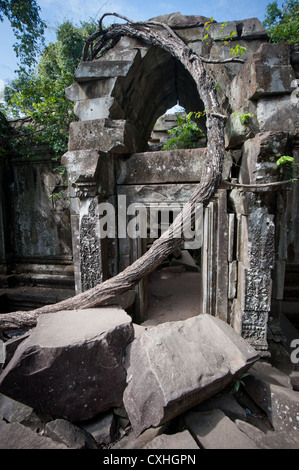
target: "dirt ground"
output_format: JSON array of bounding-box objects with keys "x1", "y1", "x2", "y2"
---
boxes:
[{"x1": 142, "y1": 266, "x2": 202, "y2": 327}]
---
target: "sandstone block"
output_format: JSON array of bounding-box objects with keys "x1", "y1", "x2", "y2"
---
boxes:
[
  {"x1": 237, "y1": 18, "x2": 269, "y2": 39},
  {"x1": 68, "y1": 119, "x2": 133, "y2": 153},
  {"x1": 0, "y1": 421, "x2": 68, "y2": 449},
  {"x1": 194, "y1": 390, "x2": 246, "y2": 421},
  {"x1": 235, "y1": 419, "x2": 266, "y2": 444},
  {"x1": 116, "y1": 148, "x2": 205, "y2": 185},
  {"x1": 257, "y1": 95, "x2": 299, "y2": 134},
  {"x1": 230, "y1": 43, "x2": 295, "y2": 110},
  {"x1": 112, "y1": 426, "x2": 165, "y2": 449},
  {"x1": 0, "y1": 392, "x2": 35, "y2": 425},
  {"x1": 142, "y1": 430, "x2": 199, "y2": 449},
  {"x1": 123, "y1": 314, "x2": 259, "y2": 436},
  {"x1": 74, "y1": 59, "x2": 136, "y2": 82},
  {"x1": 209, "y1": 21, "x2": 238, "y2": 41},
  {"x1": 61, "y1": 149, "x2": 103, "y2": 185},
  {"x1": 239, "y1": 132, "x2": 290, "y2": 185},
  {"x1": 0, "y1": 308, "x2": 134, "y2": 422},
  {"x1": 244, "y1": 362, "x2": 299, "y2": 432},
  {"x1": 257, "y1": 431, "x2": 299, "y2": 449},
  {"x1": 44, "y1": 418, "x2": 98, "y2": 449},
  {"x1": 73, "y1": 96, "x2": 122, "y2": 121},
  {"x1": 149, "y1": 12, "x2": 212, "y2": 28},
  {"x1": 65, "y1": 78, "x2": 117, "y2": 102},
  {"x1": 184, "y1": 409, "x2": 259, "y2": 449}
]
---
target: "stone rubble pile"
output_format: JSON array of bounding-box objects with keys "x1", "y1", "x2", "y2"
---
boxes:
[{"x1": 0, "y1": 307, "x2": 299, "y2": 449}]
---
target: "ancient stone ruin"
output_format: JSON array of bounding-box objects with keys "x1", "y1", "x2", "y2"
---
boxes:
[
  {"x1": 60, "y1": 13, "x2": 299, "y2": 351},
  {"x1": 0, "y1": 12, "x2": 299, "y2": 449}
]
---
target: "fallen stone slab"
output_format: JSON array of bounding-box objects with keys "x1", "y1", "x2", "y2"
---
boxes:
[
  {"x1": 243, "y1": 362, "x2": 299, "y2": 432},
  {"x1": 235, "y1": 419, "x2": 266, "y2": 445},
  {"x1": 0, "y1": 392, "x2": 42, "y2": 430},
  {"x1": 184, "y1": 409, "x2": 259, "y2": 449},
  {"x1": 194, "y1": 390, "x2": 247, "y2": 421},
  {"x1": 0, "y1": 308, "x2": 134, "y2": 422},
  {"x1": 0, "y1": 420, "x2": 68, "y2": 449},
  {"x1": 44, "y1": 419, "x2": 98, "y2": 449},
  {"x1": 142, "y1": 430, "x2": 199, "y2": 449},
  {"x1": 112, "y1": 426, "x2": 166, "y2": 450},
  {"x1": 123, "y1": 314, "x2": 259, "y2": 436},
  {"x1": 248, "y1": 361, "x2": 293, "y2": 388},
  {"x1": 257, "y1": 431, "x2": 299, "y2": 449}
]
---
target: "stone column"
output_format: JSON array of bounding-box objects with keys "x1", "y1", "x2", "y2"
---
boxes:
[
  {"x1": 233, "y1": 203, "x2": 275, "y2": 351},
  {"x1": 201, "y1": 199, "x2": 217, "y2": 316},
  {"x1": 229, "y1": 132, "x2": 288, "y2": 351},
  {"x1": 61, "y1": 149, "x2": 111, "y2": 294},
  {"x1": 62, "y1": 119, "x2": 140, "y2": 294}
]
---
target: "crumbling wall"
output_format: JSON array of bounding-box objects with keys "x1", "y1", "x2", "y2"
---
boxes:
[{"x1": 0, "y1": 126, "x2": 74, "y2": 292}]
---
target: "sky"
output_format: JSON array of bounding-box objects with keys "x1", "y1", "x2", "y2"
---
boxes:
[{"x1": 0, "y1": 0, "x2": 284, "y2": 92}]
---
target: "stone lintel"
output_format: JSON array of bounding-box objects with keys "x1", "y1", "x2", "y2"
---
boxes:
[
  {"x1": 116, "y1": 148, "x2": 206, "y2": 185},
  {"x1": 74, "y1": 58, "x2": 137, "y2": 83},
  {"x1": 68, "y1": 119, "x2": 140, "y2": 154}
]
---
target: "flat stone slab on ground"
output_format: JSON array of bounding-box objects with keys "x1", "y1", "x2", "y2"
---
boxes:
[
  {"x1": 184, "y1": 409, "x2": 259, "y2": 449},
  {"x1": 244, "y1": 362, "x2": 299, "y2": 432},
  {"x1": 257, "y1": 431, "x2": 299, "y2": 449},
  {"x1": 0, "y1": 420, "x2": 68, "y2": 449},
  {"x1": 142, "y1": 430, "x2": 199, "y2": 449},
  {"x1": 123, "y1": 314, "x2": 259, "y2": 436},
  {"x1": 44, "y1": 418, "x2": 98, "y2": 449},
  {"x1": 0, "y1": 308, "x2": 134, "y2": 422},
  {"x1": 194, "y1": 390, "x2": 246, "y2": 421},
  {"x1": 0, "y1": 392, "x2": 35, "y2": 424},
  {"x1": 112, "y1": 426, "x2": 165, "y2": 449}
]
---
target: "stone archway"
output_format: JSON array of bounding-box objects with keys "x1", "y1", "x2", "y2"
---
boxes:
[
  {"x1": 59, "y1": 14, "x2": 299, "y2": 352},
  {"x1": 63, "y1": 34, "x2": 216, "y2": 324}
]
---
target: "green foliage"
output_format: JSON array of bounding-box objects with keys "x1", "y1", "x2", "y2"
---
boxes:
[
  {"x1": 233, "y1": 111, "x2": 255, "y2": 126},
  {"x1": 229, "y1": 44, "x2": 247, "y2": 57},
  {"x1": 222, "y1": 29, "x2": 238, "y2": 45},
  {"x1": 1, "y1": 20, "x2": 98, "y2": 161},
  {"x1": 0, "y1": 0, "x2": 46, "y2": 70},
  {"x1": 162, "y1": 112, "x2": 206, "y2": 151},
  {"x1": 263, "y1": 1, "x2": 299, "y2": 43},
  {"x1": 231, "y1": 372, "x2": 251, "y2": 394},
  {"x1": 276, "y1": 155, "x2": 295, "y2": 166},
  {"x1": 276, "y1": 155, "x2": 297, "y2": 182},
  {"x1": 203, "y1": 17, "x2": 214, "y2": 42}
]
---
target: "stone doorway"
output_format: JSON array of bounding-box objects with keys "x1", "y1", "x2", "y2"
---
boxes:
[{"x1": 62, "y1": 15, "x2": 299, "y2": 352}]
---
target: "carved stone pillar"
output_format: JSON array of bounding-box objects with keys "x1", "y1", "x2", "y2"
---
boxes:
[{"x1": 62, "y1": 119, "x2": 140, "y2": 294}]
